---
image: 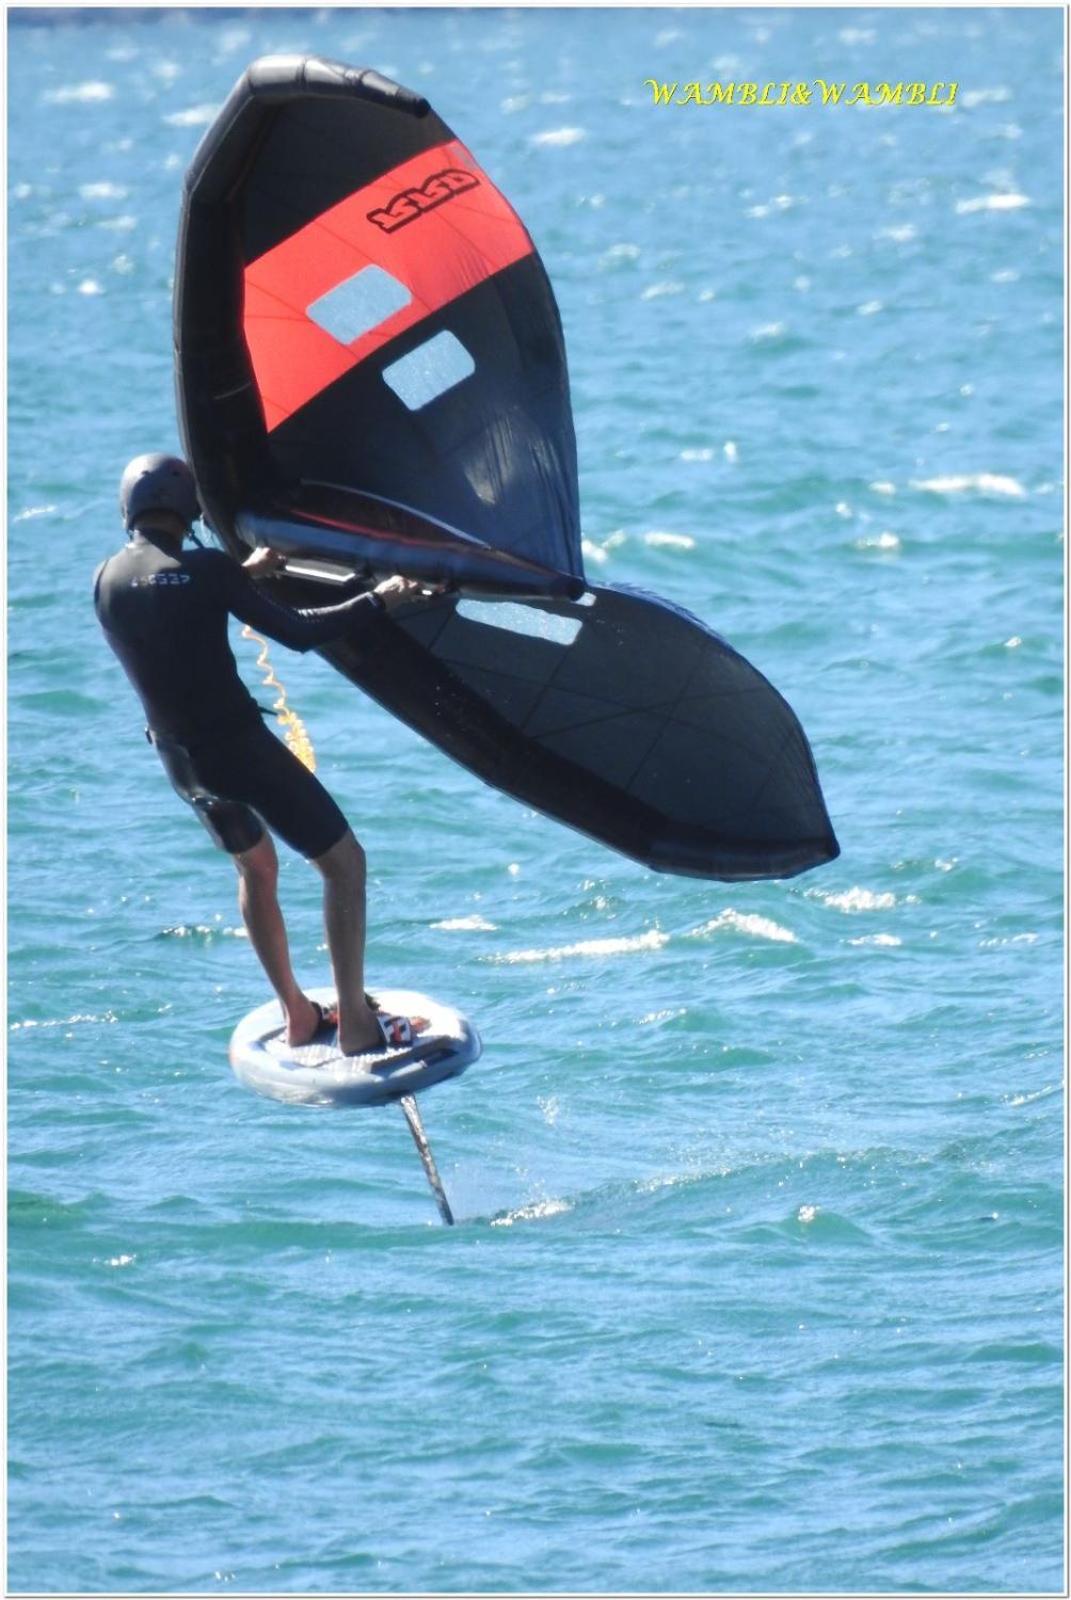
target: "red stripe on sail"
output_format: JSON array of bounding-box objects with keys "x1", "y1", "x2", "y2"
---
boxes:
[{"x1": 243, "y1": 139, "x2": 534, "y2": 431}]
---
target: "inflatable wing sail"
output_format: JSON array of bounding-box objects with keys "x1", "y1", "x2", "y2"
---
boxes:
[
  {"x1": 175, "y1": 56, "x2": 839, "y2": 881},
  {"x1": 175, "y1": 55, "x2": 580, "y2": 598}
]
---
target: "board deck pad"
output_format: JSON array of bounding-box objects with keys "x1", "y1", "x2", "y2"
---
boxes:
[{"x1": 229, "y1": 986, "x2": 480, "y2": 1107}]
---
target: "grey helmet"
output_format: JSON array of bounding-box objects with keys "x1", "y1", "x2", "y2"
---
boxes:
[{"x1": 119, "y1": 453, "x2": 200, "y2": 531}]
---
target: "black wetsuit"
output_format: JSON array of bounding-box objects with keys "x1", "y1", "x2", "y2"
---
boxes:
[{"x1": 94, "y1": 532, "x2": 382, "y2": 857}]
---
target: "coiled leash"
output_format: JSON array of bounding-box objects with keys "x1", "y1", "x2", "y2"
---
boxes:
[{"x1": 241, "y1": 626, "x2": 317, "y2": 772}]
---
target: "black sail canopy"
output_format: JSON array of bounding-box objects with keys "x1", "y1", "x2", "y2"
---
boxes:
[
  {"x1": 175, "y1": 55, "x2": 839, "y2": 881},
  {"x1": 175, "y1": 54, "x2": 581, "y2": 597}
]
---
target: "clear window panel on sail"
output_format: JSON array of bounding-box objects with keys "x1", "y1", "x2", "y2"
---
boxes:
[
  {"x1": 307, "y1": 266, "x2": 411, "y2": 345},
  {"x1": 382, "y1": 330, "x2": 475, "y2": 410}
]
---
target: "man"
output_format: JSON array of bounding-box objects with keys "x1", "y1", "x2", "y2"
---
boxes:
[{"x1": 94, "y1": 452, "x2": 429, "y2": 1056}]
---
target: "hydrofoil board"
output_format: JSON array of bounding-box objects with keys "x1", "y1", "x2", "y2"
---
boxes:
[{"x1": 229, "y1": 986, "x2": 480, "y2": 1109}]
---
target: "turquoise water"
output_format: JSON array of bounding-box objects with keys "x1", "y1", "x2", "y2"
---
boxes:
[{"x1": 7, "y1": 7, "x2": 1064, "y2": 1594}]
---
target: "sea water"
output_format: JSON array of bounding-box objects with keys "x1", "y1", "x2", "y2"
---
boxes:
[{"x1": 7, "y1": 7, "x2": 1064, "y2": 1594}]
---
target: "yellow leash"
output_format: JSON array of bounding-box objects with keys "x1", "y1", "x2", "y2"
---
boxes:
[{"x1": 241, "y1": 626, "x2": 317, "y2": 772}]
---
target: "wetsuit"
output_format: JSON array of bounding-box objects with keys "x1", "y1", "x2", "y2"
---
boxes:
[{"x1": 94, "y1": 532, "x2": 383, "y2": 858}]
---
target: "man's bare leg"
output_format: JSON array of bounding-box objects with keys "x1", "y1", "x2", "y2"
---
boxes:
[
  {"x1": 234, "y1": 832, "x2": 319, "y2": 1046},
  {"x1": 314, "y1": 829, "x2": 381, "y2": 1055}
]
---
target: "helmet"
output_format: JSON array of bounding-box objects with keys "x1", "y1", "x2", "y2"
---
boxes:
[{"x1": 119, "y1": 453, "x2": 200, "y2": 530}]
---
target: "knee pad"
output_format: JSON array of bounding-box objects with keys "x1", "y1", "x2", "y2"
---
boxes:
[{"x1": 191, "y1": 793, "x2": 265, "y2": 855}]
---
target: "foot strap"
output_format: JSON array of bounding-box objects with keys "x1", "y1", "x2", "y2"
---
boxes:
[
  {"x1": 376, "y1": 1012, "x2": 414, "y2": 1048},
  {"x1": 311, "y1": 999, "x2": 339, "y2": 1037},
  {"x1": 311, "y1": 996, "x2": 422, "y2": 1051}
]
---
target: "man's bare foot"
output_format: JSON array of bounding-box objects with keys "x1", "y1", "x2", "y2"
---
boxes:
[
  {"x1": 339, "y1": 1002, "x2": 385, "y2": 1057},
  {"x1": 286, "y1": 995, "x2": 329, "y2": 1048}
]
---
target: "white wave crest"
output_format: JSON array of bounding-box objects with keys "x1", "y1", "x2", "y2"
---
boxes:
[
  {"x1": 529, "y1": 127, "x2": 585, "y2": 148},
  {"x1": 1006, "y1": 1083, "x2": 1063, "y2": 1108},
  {"x1": 164, "y1": 104, "x2": 220, "y2": 128},
  {"x1": 854, "y1": 531, "x2": 901, "y2": 553},
  {"x1": 489, "y1": 929, "x2": 669, "y2": 965},
  {"x1": 961, "y1": 87, "x2": 1011, "y2": 108},
  {"x1": 638, "y1": 1007, "x2": 687, "y2": 1025},
  {"x1": 955, "y1": 193, "x2": 1029, "y2": 214},
  {"x1": 79, "y1": 182, "x2": 127, "y2": 201},
  {"x1": 491, "y1": 1197, "x2": 573, "y2": 1227},
  {"x1": 911, "y1": 473, "x2": 1026, "y2": 498},
  {"x1": 644, "y1": 531, "x2": 695, "y2": 550},
  {"x1": 687, "y1": 910, "x2": 797, "y2": 944},
  {"x1": 43, "y1": 82, "x2": 114, "y2": 104},
  {"x1": 601, "y1": 242, "x2": 641, "y2": 265},
  {"x1": 819, "y1": 887, "x2": 896, "y2": 913},
  {"x1": 11, "y1": 1011, "x2": 118, "y2": 1031},
  {"x1": 431, "y1": 914, "x2": 497, "y2": 932}
]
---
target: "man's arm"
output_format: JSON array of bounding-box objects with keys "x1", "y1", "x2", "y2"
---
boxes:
[{"x1": 219, "y1": 551, "x2": 428, "y2": 652}]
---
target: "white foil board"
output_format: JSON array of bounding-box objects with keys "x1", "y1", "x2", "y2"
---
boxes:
[{"x1": 228, "y1": 986, "x2": 480, "y2": 1108}]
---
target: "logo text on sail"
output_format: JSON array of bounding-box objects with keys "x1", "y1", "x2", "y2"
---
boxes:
[{"x1": 367, "y1": 168, "x2": 481, "y2": 233}]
